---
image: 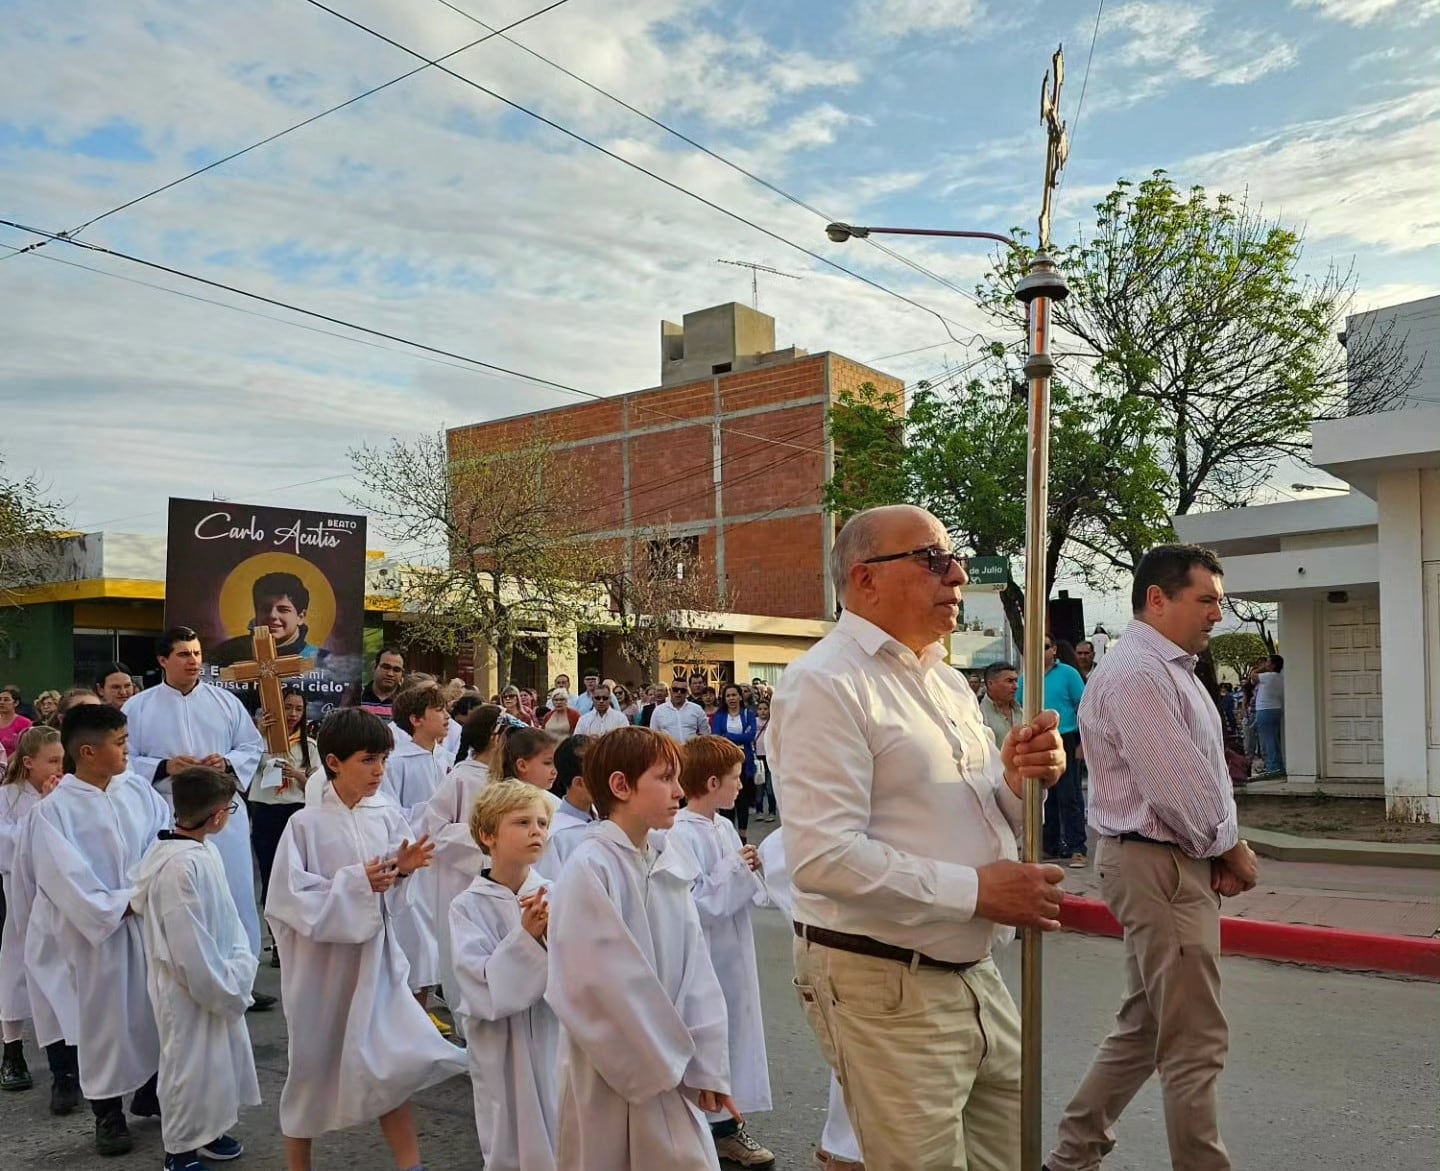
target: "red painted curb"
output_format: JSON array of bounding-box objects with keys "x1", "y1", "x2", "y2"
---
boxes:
[{"x1": 1058, "y1": 896, "x2": 1440, "y2": 980}]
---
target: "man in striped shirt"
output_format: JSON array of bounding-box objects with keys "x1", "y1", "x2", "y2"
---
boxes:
[{"x1": 1045, "y1": 544, "x2": 1259, "y2": 1171}]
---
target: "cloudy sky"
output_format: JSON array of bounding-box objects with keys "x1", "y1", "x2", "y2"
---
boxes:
[{"x1": 2, "y1": 0, "x2": 1436, "y2": 595}]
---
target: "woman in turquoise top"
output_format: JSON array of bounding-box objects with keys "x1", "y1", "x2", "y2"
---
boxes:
[{"x1": 1019, "y1": 637, "x2": 1089, "y2": 865}]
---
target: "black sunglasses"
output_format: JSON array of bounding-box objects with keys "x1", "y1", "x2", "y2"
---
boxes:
[{"x1": 861, "y1": 544, "x2": 966, "y2": 577}]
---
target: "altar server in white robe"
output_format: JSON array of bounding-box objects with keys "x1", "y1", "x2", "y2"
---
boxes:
[
  {"x1": 0, "y1": 727, "x2": 65, "y2": 1095},
  {"x1": 533, "y1": 733, "x2": 596, "y2": 881},
  {"x1": 417, "y1": 704, "x2": 505, "y2": 1015},
  {"x1": 32, "y1": 704, "x2": 170, "y2": 1156},
  {"x1": 265, "y1": 707, "x2": 464, "y2": 1171},
  {"x1": 383, "y1": 683, "x2": 453, "y2": 996},
  {"x1": 669, "y1": 736, "x2": 774, "y2": 1165},
  {"x1": 757, "y1": 824, "x2": 863, "y2": 1168},
  {"x1": 546, "y1": 727, "x2": 734, "y2": 1171},
  {"x1": 131, "y1": 766, "x2": 259, "y2": 1168},
  {"x1": 123, "y1": 627, "x2": 265, "y2": 962},
  {"x1": 449, "y1": 780, "x2": 560, "y2": 1171}
]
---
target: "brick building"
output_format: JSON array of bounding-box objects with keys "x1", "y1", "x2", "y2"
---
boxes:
[{"x1": 446, "y1": 302, "x2": 903, "y2": 687}]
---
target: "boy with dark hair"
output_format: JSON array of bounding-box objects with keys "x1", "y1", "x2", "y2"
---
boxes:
[
  {"x1": 534, "y1": 734, "x2": 595, "y2": 880},
  {"x1": 33, "y1": 704, "x2": 170, "y2": 1155},
  {"x1": 671, "y1": 737, "x2": 774, "y2": 1167},
  {"x1": 132, "y1": 767, "x2": 260, "y2": 1171},
  {"x1": 383, "y1": 684, "x2": 449, "y2": 1020},
  {"x1": 212, "y1": 573, "x2": 326, "y2": 667},
  {"x1": 265, "y1": 707, "x2": 463, "y2": 1171},
  {"x1": 547, "y1": 726, "x2": 734, "y2": 1169}
]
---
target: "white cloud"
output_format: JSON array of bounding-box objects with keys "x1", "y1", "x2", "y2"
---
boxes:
[
  {"x1": 1292, "y1": 0, "x2": 1440, "y2": 25},
  {"x1": 855, "y1": 0, "x2": 986, "y2": 40},
  {"x1": 1086, "y1": 2, "x2": 1297, "y2": 111},
  {"x1": 1177, "y1": 84, "x2": 1440, "y2": 253}
]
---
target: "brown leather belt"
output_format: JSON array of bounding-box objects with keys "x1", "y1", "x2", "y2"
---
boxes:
[{"x1": 793, "y1": 921, "x2": 981, "y2": 974}]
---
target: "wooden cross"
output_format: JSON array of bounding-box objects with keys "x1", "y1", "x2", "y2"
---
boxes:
[{"x1": 220, "y1": 627, "x2": 309, "y2": 755}]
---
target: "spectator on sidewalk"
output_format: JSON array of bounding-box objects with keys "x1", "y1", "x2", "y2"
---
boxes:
[
  {"x1": 1254, "y1": 655, "x2": 1285, "y2": 777},
  {"x1": 1020, "y1": 638, "x2": 1088, "y2": 866},
  {"x1": 979, "y1": 662, "x2": 1022, "y2": 750}
]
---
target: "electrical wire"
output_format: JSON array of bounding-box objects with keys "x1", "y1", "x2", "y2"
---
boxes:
[
  {"x1": 298, "y1": 0, "x2": 981, "y2": 344},
  {"x1": 431, "y1": 0, "x2": 993, "y2": 315},
  {"x1": 1067, "y1": 0, "x2": 1104, "y2": 171},
  {"x1": 0, "y1": 0, "x2": 575, "y2": 263}
]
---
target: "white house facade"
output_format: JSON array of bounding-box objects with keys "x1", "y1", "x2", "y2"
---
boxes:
[{"x1": 1172, "y1": 295, "x2": 1440, "y2": 822}]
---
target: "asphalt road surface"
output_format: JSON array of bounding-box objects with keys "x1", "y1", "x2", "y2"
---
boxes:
[{"x1": 4, "y1": 910, "x2": 1436, "y2": 1169}]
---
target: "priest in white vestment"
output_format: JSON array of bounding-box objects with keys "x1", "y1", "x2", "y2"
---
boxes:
[{"x1": 123, "y1": 628, "x2": 266, "y2": 967}]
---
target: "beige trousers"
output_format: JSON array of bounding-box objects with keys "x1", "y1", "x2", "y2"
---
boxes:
[
  {"x1": 794, "y1": 938, "x2": 1020, "y2": 1171},
  {"x1": 1048, "y1": 836, "x2": 1231, "y2": 1171}
]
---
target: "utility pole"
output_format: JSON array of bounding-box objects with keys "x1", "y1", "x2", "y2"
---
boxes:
[{"x1": 1015, "y1": 43, "x2": 1071, "y2": 1171}]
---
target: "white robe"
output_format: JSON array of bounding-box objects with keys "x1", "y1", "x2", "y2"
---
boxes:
[
  {"x1": 124, "y1": 683, "x2": 264, "y2": 956},
  {"x1": 450, "y1": 869, "x2": 560, "y2": 1171},
  {"x1": 756, "y1": 832, "x2": 861, "y2": 1164},
  {"x1": 263, "y1": 787, "x2": 466, "y2": 1138},
  {"x1": 131, "y1": 836, "x2": 260, "y2": 1153},
  {"x1": 13, "y1": 808, "x2": 79, "y2": 1046},
  {"x1": 546, "y1": 821, "x2": 730, "y2": 1171},
  {"x1": 668, "y1": 809, "x2": 772, "y2": 1117},
  {"x1": 0, "y1": 783, "x2": 43, "y2": 1024},
  {"x1": 382, "y1": 738, "x2": 445, "y2": 989},
  {"x1": 31, "y1": 773, "x2": 170, "y2": 1098},
  {"x1": 533, "y1": 799, "x2": 595, "y2": 881},
  {"x1": 415, "y1": 758, "x2": 492, "y2": 1007}
]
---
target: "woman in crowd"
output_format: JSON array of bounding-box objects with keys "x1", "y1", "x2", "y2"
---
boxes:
[
  {"x1": 540, "y1": 689, "x2": 579, "y2": 735},
  {"x1": 0, "y1": 688, "x2": 32, "y2": 760},
  {"x1": 613, "y1": 683, "x2": 641, "y2": 725},
  {"x1": 32, "y1": 691, "x2": 60, "y2": 727},
  {"x1": 710, "y1": 682, "x2": 759, "y2": 844},
  {"x1": 499, "y1": 686, "x2": 535, "y2": 727}
]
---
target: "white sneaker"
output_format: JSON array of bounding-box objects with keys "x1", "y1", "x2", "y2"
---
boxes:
[{"x1": 716, "y1": 1124, "x2": 776, "y2": 1167}]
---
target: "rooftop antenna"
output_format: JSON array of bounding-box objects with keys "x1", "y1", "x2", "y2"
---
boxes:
[{"x1": 716, "y1": 259, "x2": 801, "y2": 310}]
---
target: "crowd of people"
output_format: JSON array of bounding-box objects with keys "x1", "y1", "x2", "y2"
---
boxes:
[
  {"x1": 0, "y1": 515, "x2": 1276, "y2": 1171},
  {"x1": 0, "y1": 631, "x2": 830, "y2": 1171}
]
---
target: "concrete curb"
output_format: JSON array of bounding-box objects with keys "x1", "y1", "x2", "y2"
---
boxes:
[
  {"x1": 1059, "y1": 896, "x2": 1440, "y2": 981},
  {"x1": 1240, "y1": 825, "x2": 1440, "y2": 870}
]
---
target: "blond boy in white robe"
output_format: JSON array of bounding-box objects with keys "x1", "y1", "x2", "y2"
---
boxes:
[
  {"x1": 546, "y1": 726, "x2": 735, "y2": 1171},
  {"x1": 265, "y1": 708, "x2": 465, "y2": 1171},
  {"x1": 449, "y1": 779, "x2": 560, "y2": 1171},
  {"x1": 131, "y1": 766, "x2": 259, "y2": 1171}
]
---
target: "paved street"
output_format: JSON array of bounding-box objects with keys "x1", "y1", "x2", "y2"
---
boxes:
[{"x1": 4, "y1": 904, "x2": 1436, "y2": 1170}]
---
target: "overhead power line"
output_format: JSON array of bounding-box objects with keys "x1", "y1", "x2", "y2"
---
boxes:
[
  {"x1": 298, "y1": 0, "x2": 981, "y2": 344},
  {"x1": 0, "y1": 0, "x2": 574, "y2": 263},
  {"x1": 431, "y1": 0, "x2": 993, "y2": 314},
  {"x1": 1067, "y1": 0, "x2": 1105, "y2": 169}
]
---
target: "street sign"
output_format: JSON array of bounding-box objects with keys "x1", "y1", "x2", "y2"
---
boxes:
[{"x1": 966, "y1": 555, "x2": 1010, "y2": 591}]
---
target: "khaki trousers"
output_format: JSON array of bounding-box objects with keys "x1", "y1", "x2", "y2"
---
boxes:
[
  {"x1": 794, "y1": 938, "x2": 1020, "y2": 1171},
  {"x1": 1048, "y1": 836, "x2": 1231, "y2": 1171}
]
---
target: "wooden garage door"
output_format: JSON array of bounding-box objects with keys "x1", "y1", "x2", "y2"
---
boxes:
[{"x1": 1323, "y1": 599, "x2": 1384, "y2": 779}]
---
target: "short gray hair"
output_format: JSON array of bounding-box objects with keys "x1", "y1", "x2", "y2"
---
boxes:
[{"x1": 829, "y1": 509, "x2": 892, "y2": 603}]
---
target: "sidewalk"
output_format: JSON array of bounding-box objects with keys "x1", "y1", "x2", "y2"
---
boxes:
[{"x1": 1062, "y1": 854, "x2": 1440, "y2": 939}]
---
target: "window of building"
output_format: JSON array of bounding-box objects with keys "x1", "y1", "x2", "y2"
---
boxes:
[
  {"x1": 747, "y1": 662, "x2": 787, "y2": 686},
  {"x1": 648, "y1": 535, "x2": 701, "y2": 581}
]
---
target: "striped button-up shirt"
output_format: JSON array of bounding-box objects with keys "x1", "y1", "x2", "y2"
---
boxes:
[{"x1": 1080, "y1": 619, "x2": 1238, "y2": 859}]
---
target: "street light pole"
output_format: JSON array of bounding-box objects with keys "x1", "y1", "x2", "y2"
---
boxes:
[{"x1": 824, "y1": 214, "x2": 1068, "y2": 1167}]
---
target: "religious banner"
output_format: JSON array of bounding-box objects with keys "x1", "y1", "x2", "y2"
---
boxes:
[{"x1": 164, "y1": 498, "x2": 367, "y2": 724}]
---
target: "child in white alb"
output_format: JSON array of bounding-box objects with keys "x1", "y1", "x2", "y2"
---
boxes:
[
  {"x1": 670, "y1": 736, "x2": 774, "y2": 1167},
  {"x1": 546, "y1": 726, "x2": 734, "y2": 1171},
  {"x1": 131, "y1": 766, "x2": 260, "y2": 1171},
  {"x1": 449, "y1": 779, "x2": 560, "y2": 1171},
  {"x1": 533, "y1": 734, "x2": 596, "y2": 880}
]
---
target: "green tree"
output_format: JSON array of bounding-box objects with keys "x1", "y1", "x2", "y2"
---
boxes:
[
  {"x1": 824, "y1": 377, "x2": 1170, "y2": 650},
  {"x1": 1209, "y1": 630, "x2": 1269, "y2": 679},
  {"x1": 981, "y1": 172, "x2": 1416, "y2": 516},
  {"x1": 0, "y1": 455, "x2": 65, "y2": 621}
]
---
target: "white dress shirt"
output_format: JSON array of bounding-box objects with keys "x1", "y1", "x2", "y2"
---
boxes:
[
  {"x1": 648, "y1": 699, "x2": 710, "y2": 744},
  {"x1": 1080, "y1": 619, "x2": 1238, "y2": 859},
  {"x1": 575, "y1": 706, "x2": 630, "y2": 736},
  {"x1": 768, "y1": 610, "x2": 1023, "y2": 963}
]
